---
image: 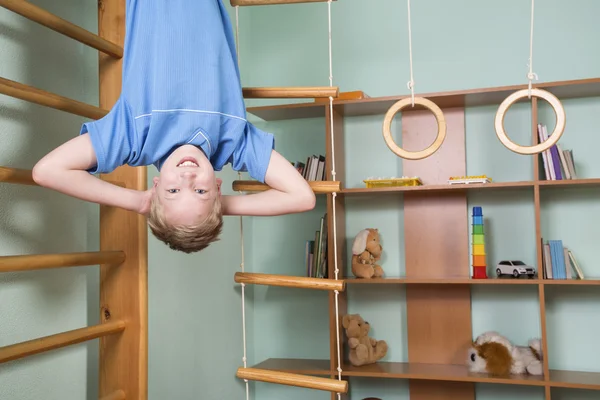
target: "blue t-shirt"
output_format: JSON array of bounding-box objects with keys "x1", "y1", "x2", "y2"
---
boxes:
[{"x1": 80, "y1": 0, "x2": 274, "y2": 182}]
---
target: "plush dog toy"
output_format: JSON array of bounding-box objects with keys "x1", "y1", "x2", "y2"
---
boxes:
[
  {"x1": 351, "y1": 228, "x2": 384, "y2": 279},
  {"x1": 342, "y1": 314, "x2": 388, "y2": 366},
  {"x1": 467, "y1": 331, "x2": 543, "y2": 376}
]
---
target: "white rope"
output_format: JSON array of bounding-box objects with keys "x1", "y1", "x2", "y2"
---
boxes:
[
  {"x1": 406, "y1": 0, "x2": 415, "y2": 107},
  {"x1": 527, "y1": 0, "x2": 538, "y2": 98},
  {"x1": 238, "y1": 173, "x2": 249, "y2": 400},
  {"x1": 327, "y1": 1, "x2": 342, "y2": 398},
  {"x1": 234, "y1": 7, "x2": 249, "y2": 400}
]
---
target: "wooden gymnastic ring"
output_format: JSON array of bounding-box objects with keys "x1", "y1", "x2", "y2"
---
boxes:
[
  {"x1": 382, "y1": 97, "x2": 447, "y2": 160},
  {"x1": 495, "y1": 88, "x2": 566, "y2": 155}
]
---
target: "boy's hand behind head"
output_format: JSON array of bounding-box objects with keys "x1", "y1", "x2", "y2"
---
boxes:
[
  {"x1": 147, "y1": 144, "x2": 223, "y2": 253},
  {"x1": 138, "y1": 188, "x2": 154, "y2": 215}
]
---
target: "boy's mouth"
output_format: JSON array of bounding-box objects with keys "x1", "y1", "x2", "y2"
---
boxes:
[{"x1": 177, "y1": 157, "x2": 199, "y2": 167}]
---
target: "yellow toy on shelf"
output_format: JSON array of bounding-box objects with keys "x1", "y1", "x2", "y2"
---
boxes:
[
  {"x1": 448, "y1": 175, "x2": 492, "y2": 185},
  {"x1": 363, "y1": 176, "x2": 423, "y2": 188}
]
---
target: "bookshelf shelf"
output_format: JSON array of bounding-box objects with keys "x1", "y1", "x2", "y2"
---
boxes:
[
  {"x1": 341, "y1": 361, "x2": 546, "y2": 386},
  {"x1": 345, "y1": 277, "x2": 542, "y2": 285},
  {"x1": 341, "y1": 180, "x2": 534, "y2": 195},
  {"x1": 549, "y1": 370, "x2": 600, "y2": 390},
  {"x1": 250, "y1": 358, "x2": 600, "y2": 391},
  {"x1": 538, "y1": 178, "x2": 600, "y2": 189},
  {"x1": 230, "y1": 178, "x2": 600, "y2": 196},
  {"x1": 246, "y1": 77, "x2": 600, "y2": 121},
  {"x1": 343, "y1": 277, "x2": 600, "y2": 286}
]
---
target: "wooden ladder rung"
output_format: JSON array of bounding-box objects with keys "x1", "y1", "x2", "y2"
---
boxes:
[
  {"x1": 0, "y1": 251, "x2": 125, "y2": 273},
  {"x1": 242, "y1": 86, "x2": 339, "y2": 99},
  {"x1": 0, "y1": 321, "x2": 126, "y2": 364},
  {"x1": 100, "y1": 390, "x2": 126, "y2": 400},
  {"x1": 232, "y1": 180, "x2": 341, "y2": 193},
  {"x1": 232, "y1": 0, "x2": 335, "y2": 6},
  {"x1": 237, "y1": 367, "x2": 348, "y2": 393},
  {"x1": 0, "y1": 166, "x2": 35, "y2": 186},
  {"x1": 0, "y1": 0, "x2": 122, "y2": 58},
  {"x1": 0, "y1": 76, "x2": 107, "y2": 120},
  {"x1": 235, "y1": 272, "x2": 345, "y2": 291}
]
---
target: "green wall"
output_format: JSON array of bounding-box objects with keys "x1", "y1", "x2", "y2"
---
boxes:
[
  {"x1": 237, "y1": 1, "x2": 600, "y2": 399},
  {"x1": 0, "y1": 1, "x2": 101, "y2": 399}
]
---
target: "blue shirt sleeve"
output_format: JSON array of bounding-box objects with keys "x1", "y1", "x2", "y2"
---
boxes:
[
  {"x1": 231, "y1": 122, "x2": 275, "y2": 183},
  {"x1": 79, "y1": 97, "x2": 136, "y2": 174}
]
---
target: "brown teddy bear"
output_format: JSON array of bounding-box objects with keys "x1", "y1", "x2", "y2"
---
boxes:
[
  {"x1": 351, "y1": 228, "x2": 384, "y2": 279},
  {"x1": 342, "y1": 314, "x2": 388, "y2": 366}
]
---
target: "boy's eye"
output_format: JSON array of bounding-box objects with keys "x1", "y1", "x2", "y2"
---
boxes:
[
  {"x1": 196, "y1": 189, "x2": 206, "y2": 194},
  {"x1": 168, "y1": 189, "x2": 179, "y2": 193}
]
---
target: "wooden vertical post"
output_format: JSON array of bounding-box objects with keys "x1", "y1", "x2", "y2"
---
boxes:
[
  {"x1": 326, "y1": 105, "x2": 348, "y2": 400},
  {"x1": 531, "y1": 98, "x2": 552, "y2": 400},
  {"x1": 98, "y1": 1, "x2": 148, "y2": 399},
  {"x1": 402, "y1": 107, "x2": 475, "y2": 400}
]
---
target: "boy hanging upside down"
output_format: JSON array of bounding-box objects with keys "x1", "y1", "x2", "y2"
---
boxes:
[{"x1": 32, "y1": 0, "x2": 316, "y2": 253}]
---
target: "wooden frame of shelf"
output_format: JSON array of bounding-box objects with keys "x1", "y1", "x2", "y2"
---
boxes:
[
  {"x1": 344, "y1": 277, "x2": 600, "y2": 285},
  {"x1": 242, "y1": 76, "x2": 600, "y2": 400},
  {"x1": 244, "y1": 77, "x2": 600, "y2": 121},
  {"x1": 249, "y1": 358, "x2": 600, "y2": 391}
]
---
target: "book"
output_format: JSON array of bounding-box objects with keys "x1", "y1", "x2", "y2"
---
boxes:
[
  {"x1": 541, "y1": 237, "x2": 584, "y2": 279},
  {"x1": 537, "y1": 124, "x2": 577, "y2": 180},
  {"x1": 305, "y1": 212, "x2": 329, "y2": 278}
]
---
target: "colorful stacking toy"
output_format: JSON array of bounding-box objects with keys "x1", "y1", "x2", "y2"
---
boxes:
[{"x1": 471, "y1": 206, "x2": 488, "y2": 279}]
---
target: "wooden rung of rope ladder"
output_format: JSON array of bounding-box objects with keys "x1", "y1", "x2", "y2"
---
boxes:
[
  {"x1": 0, "y1": 251, "x2": 125, "y2": 273},
  {"x1": 0, "y1": 76, "x2": 107, "y2": 120},
  {"x1": 0, "y1": 166, "x2": 35, "y2": 185},
  {"x1": 232, "y1": 180, "x2": 340, "y2": 193},
  {"x1": 231, "y1": 0, "x2": 336, "y2": 6},
  {"x1": 237, "y1": 367, "x2": 348, "y2": 393},
  {"x1": 99, "y1": 390, "x2": 126, "y2": 400},
  {"x1": 242, "y1": 86, "x2": 339, "y2": 99},
  {"x1": 0, "y1": 0, "x2": 123, "y2": 58},
  {"x1": 235, "y1": 272, "x2": 345, "y2": 291},
  {"x1": 0, "y1": 321, "x2": 126, "y2": 364}
]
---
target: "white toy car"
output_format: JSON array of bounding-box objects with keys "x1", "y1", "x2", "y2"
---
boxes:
[{"x1": 495, "y1": 260, "x2": 536, "y2": 278}]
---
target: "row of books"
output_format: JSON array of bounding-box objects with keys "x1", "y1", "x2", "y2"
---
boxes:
[
  {"x1": 293, "y1": 154, "x2": 327, "y2": 181},
  {"x1": 537, "y1": 124, "x2": 577, "y2": 180},
  {"x1": 305, "y1": 212, "x2": 328, "y2": 278},
  {"x1": 540, "y1": 238, "x2": 584, "y2": 279}
]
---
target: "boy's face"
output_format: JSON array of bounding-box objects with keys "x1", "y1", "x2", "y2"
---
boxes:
[{"x1": 153, "y1": 144, "x2": 221, "y2": 225}]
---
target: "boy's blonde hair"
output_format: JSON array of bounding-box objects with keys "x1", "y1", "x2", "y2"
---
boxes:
[{"x1": 147, "y1": 194, "x2": 223, "y2": 253}]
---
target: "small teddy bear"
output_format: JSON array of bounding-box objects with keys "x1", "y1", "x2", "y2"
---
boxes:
[
  {"x1": 342, "y1": 314, "x2": 388, "y2": 366},
  {"x1": 467, "y1": 331, "x2": 543, "y2": 376},
  {"x1": 351, "y1": 228, "x2": 384, "y2": 279}
]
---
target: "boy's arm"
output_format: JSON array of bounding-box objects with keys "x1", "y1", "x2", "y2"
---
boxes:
[
  {"x1": 32, "y1": 134, "x2": 151, "y2": 214},
  {"x1": 221, "y1": 149, "x2": 316, "y2": 216}
]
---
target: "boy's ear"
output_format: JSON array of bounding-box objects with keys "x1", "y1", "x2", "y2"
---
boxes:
[
  {"x1": 152, "y1": 176, "x2": 159, "y2": 186},
  {"x1": 216, "y1": 178, "x2": 222, "y2": 194}
]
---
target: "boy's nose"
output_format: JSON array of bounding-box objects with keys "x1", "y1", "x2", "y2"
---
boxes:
[{"x1": 181, "y1": 170, "x2": 197, "y2": 179}]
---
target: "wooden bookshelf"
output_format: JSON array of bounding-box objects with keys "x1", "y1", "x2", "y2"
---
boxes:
[{"x1": 245, "y1": 76, "x2": 600, "y2": 400}]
